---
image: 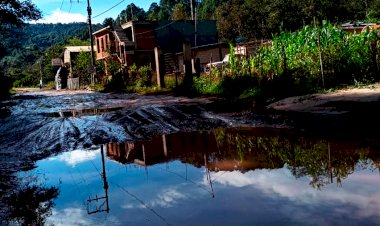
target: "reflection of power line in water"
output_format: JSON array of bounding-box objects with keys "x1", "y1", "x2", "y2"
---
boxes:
[
  {"x1": 157, "y1": 163, "x2": 215, "y2": 198},
  {"x1": 110, "y1": 181, "x2": 172, "y2": 226},
  {"x1": 67, "y1": 168, "x2": 90, "y2": 207}
]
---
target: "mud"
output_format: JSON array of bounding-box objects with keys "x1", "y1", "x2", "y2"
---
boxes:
[
  {"x1": 1, "y1": 88, "x2": 380, "y2": 223},
  {"x1": 0, "y1": 91, "x2": 267, "y2": 175}
]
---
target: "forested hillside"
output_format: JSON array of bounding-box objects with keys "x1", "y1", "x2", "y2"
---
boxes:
[
  {"x1": 113, "y1": 0, "x2": 380, "y2": 41},
  {"x1": 2, "y1": 23, "x2": 93, "y2": 67},
  {"x1": 1, "y1": 23, "x2": 102, "y2": 87}
]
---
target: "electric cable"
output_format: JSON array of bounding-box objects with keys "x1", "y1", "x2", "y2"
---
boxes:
[{"x1": 92, "y1": 0, "x2": 125, "y2": 19}]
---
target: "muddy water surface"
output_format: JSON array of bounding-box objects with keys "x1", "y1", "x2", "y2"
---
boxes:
[{"x1": 1, "y1": 91, "x2": 380, "y2": 225}]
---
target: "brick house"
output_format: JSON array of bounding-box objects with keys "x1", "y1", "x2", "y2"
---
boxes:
[{"x1": 93, "y1": 20, "x2": 219, "y2": 76}]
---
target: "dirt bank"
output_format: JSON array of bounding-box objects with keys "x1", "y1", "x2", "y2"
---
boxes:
[
  {"x1": 268, "y1": 83, "x2": 380, "y2": 114},
  {"x1": 266, "y1": 84, "x2": 380, "y2": 138}
]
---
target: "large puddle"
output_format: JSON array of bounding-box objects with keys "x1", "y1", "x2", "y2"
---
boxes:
[{"x1": 4, "y1": 127, "x2": 380, "y2": 225}]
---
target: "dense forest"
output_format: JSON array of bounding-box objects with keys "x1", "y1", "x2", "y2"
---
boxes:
[
  {"x1": 1, "y1": 23, "x2": 102, "y2": 87},
  {"x1": 113, "y1": 0, "x2": 380, "y2": 41}
]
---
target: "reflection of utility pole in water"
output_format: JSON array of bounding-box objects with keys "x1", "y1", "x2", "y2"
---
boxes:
[
  {"x1": 328, "y1": 142, "x2": 333, "y2": 184},
  {"x1": 133, "y1": 144, "x2": 149, "y2": 179},
  {"x1": 87, "y1": 145, "x2": 110, "y2": 214},
  {"x1": 204, "y1": 154, "x2": 215, "y2": 198}
]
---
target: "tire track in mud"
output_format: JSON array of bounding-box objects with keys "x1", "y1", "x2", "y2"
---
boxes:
[
  {"x1": 0, "y1": 91, "x2": 235, "y2": 222},
  {"x1": 0, "y1": 93, "x2": 233, "y2": 163}
]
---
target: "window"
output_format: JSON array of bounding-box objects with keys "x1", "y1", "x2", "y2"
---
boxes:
[
  {"x1": 96, "y1": 38, "x2": 100, "y2": 53},
  {"x1": 106, "y1": 35, "x2": 109, "y2": 49}
]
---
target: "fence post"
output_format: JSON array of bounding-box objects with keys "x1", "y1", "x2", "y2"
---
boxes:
[
  {"x1": 183, "y1": 41, "x2": 193, "y2": 91},
  {"x1": 154, "y1": 47, "x2": 165, "y2": 88}
]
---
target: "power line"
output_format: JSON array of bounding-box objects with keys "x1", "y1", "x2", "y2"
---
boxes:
[
  {"x1": 60, "y1": 0, "x2": 65, "y2": 10},
  {"x1": 93, "y1": 0, "x2": 125, "y2": 19},
  {"x1": 135, "y1": 21, "x2": 176, "y2": 36},
  {"x1": 69, "y1": 1, "x2": 73, "y2": 13}
]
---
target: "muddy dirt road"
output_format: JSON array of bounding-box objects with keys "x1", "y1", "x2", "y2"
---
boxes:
[
  {"x1": 2, "y1": 88, "x2": 380, "y2": 225},
  {"x1": 0, "y1": 90, "x2": 269, "y2": 172}
]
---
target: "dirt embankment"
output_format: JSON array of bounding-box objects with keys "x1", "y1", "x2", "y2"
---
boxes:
[{"x1": 266, "y1": 84, "x2": 380, "y2": 138}]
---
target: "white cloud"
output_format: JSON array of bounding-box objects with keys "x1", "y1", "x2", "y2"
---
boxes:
[
  {"x1": 47, "y1": 207, "x2": 120, "y2": 226},
  {"x1": 205, "y1": 168, "x2": 380, "y2": 218},
  {"x1": 49, "y1": 149, "x2": 99, "y2": 166},
  {"x1": 32, "y1": 9, "x2": 87, "y2": 24}
]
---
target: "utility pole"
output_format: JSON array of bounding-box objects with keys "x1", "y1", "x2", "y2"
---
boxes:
[
  {"x1": 194, "y1": 0, "x2": 197, "y2": 48},
  {"x1": 86, "y1": 0, "x2": 96, "y2": 85},
  {"x1": 190, "y1": 0, "x2": 194, "y2": 20}
]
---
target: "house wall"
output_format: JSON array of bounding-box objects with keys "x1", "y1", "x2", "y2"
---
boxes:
[
  {"x1": 95, "y1": 30, "x2": 114, "y2": 60},
  {"x1": 175, "y1": 46, "x2": 229, "y2": 73},
  {"x1": 133, "y1": 24, "x2": 156, "y2": 50}
]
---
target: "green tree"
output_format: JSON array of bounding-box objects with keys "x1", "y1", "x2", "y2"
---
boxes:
[
  {"x1": 0, "y1": 0, "x2": 41, "y2": 98},
  {"x1": 147, "y1": 2, "x2": 161, "y2": 20},
  {"x1": 158, "y1": 0, "x2": 177, "y2": 20},
  {"x1": 368, "y1": 0, "x2": 380, "y2": 19},
  {"x1": 198, "y1": 0, "x2": 220, "y2": 20},
  {"x1": 215, "y1": 0, "x2": 246, "y2": 42},
  {"x1": 72, "y1": 51, "x2": 92, "y2": 86},
  {"x1": 103, "y1": 17, "x2": 115, "y2": 29},
  {"x1": 118, "y1": 3, "x2": 147, "y2": 23},
  {"x1": 0, "y1": 0, "x2": 41, "y2": 31},
  {"x1": 172, "y1": 3, "x2": 188, "y2": 20}
]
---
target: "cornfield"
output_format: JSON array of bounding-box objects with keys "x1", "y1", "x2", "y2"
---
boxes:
[{"x1": 219, "y1": 22, "x2": 380, "y2": 97}]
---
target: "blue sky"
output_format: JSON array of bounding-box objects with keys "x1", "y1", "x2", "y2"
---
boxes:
[{"x1": 32, "y1": 0, "x2": 155, "y2": 24}]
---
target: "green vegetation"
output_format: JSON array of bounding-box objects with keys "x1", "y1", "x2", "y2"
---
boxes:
[
  {"x1": 114, "y1": 0, "x2": 380, "y2": 41},
  {"x1": 0, "y1": 0, "x2": 41, "y2": 98},
  {"x1": 213, "y1": 128, "x2": 372, "y2": 189},
  {"x1": 104, "y1": 64, "x2": 157, "y2": 93},
  {"x1": 193, "y1": 22, "x2": 380, "y2": 100},
  {"x1": 1, "y1": 23, "x2": 101, "y2": 89},
  {"x1": 2, "y1": 0, "x2": 380, "y2": 99}
]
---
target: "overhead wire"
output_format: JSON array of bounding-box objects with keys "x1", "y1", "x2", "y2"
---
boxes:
[
  {"x1": 135, "y1": 21, "x2": 176, "y2": 36},
  {"x1": 110, "y1": 181, "x2": 172, "y2": 226},
  {"x1": 93, "y1": 0, "x2": 125, "y2": 19},
  {"x1": 60, "y1": 0, "x2": 65, "y2": 10},
  {"x1": 69, "y1": 1, "x2": 73, "y2": 13}
]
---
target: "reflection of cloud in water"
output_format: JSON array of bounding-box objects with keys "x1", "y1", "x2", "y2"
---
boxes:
[
  {"x1": 49, "y1": 149, "x2": 99, "y2": 166},
  {"x1": 205, "y1": 167, "x2": 380, "y2": 218},
  {"x1": 122, "y1": 187, "x2": 187, "y2": 209},
  {"x1": 150, "y1": 188, "x2": 187, "y2": 208},
  {"x1": 48, "y1": 207, "x2": 120, "y2": 226},
  {"x1": 48, "y1": 208, "x2": 92, "y2": 226}
]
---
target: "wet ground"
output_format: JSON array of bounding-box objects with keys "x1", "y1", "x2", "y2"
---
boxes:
[{"x1": 1, "y1": 89, "x2": 380, "y2": 225}]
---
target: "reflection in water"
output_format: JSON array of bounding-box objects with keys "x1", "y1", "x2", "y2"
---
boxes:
[
  {"x1": 8, "y1": 127, "x2": 380, "y2": 225},
  {"x1": 45, "y1": 107, "x2": 124, "y2": 118},
  {"x1": 106, "y1": 128, "x2": 379, "y2": 189},
  {"x1": 1, "y1": 175, "x2": 58, "y2": 226},
  {"x1": 87, "y1": 146, "x2": 109, "y2": 215}
]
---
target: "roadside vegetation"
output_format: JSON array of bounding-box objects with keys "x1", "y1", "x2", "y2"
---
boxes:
[
  {"x1": 2, "y1": 0, "x2": 380, "y2": 101},
  {"x1": 194, "y1": 22, "x2": 380, "y2": 100}
]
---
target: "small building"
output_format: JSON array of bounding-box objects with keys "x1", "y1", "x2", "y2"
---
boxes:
[
  {"x1": 63, "y1": 46, "x2": 94, "y2": 77},
  {"x1": 93, "y1": 20, "x2": 219, "y2": 77}
]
